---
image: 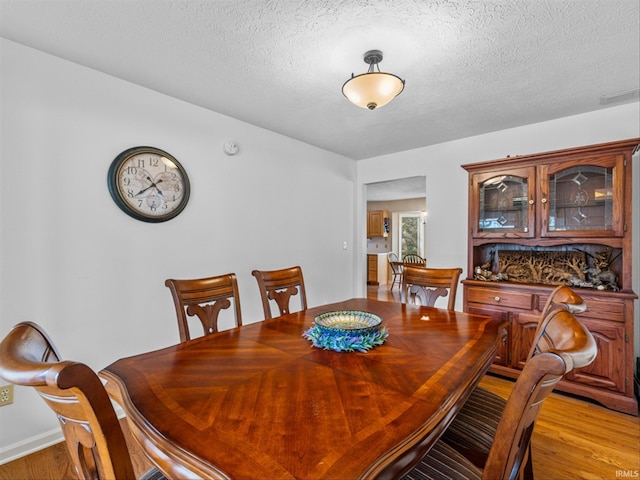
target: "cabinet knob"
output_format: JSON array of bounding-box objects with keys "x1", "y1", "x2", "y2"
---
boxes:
[
  {"x1": 541, "y1": 197, "x2": 547, "y2": 204},
  {"x1": 494, "y1": 296, "x2": 501, "y2": 302},
  {"x1": 528, "y1": 199, "x2": 534, "y2": 205}
]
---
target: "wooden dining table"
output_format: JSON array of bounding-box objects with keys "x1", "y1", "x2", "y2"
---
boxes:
[{"x1": 100, "y1": 298, "x2": 502, "y2": 480}]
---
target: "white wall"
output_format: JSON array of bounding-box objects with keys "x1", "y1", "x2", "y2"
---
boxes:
[
  {"x1": 356, "y1": 102, "x2": 640, "y2": 317},
  {"x1": 0, "y1": 39, "x2": 357, "y2": 460},
  {"x1": 2, "y1": 37, "x2": 639, "y2": 462}
]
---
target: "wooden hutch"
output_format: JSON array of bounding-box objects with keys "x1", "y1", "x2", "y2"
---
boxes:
[{"x1": 462, "y1": 138, "x2": 639, "y2": 415}]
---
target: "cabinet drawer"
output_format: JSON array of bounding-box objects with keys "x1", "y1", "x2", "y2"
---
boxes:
[
  {"x1": 467, "y1": 287, "x2": 534, "y2": 310},
  {"x1": 579, "y1": 294, "x2": 625, "y2": 323}
]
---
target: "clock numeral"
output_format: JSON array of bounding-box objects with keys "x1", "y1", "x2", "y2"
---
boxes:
[
  {"x1": 123, "y1": 177, "x2": 131, "y2": 186},
  {"x1": 126, "y1": 166, "x2": 138, "y2": 175},
  {"x1": 136, "y1": 158, "x2": 145, "y2": 168},
  {"x1": 126, "y1": 189, "x2": 135, "y2": 198},
  {"x1": 150, "y1": 157, "x2": 159, "y2": 167}
]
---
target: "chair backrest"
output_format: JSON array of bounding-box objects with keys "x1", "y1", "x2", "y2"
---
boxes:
[
  {"x1": 402, "y1": 254, "x2": 426, "y2": 266},
  {"x1": 165, "y1": 273, "x2": 242, "y2": 342},
  {"x1": 528, "y1": 285, "x2": 587, "y2": 359},
  {"x1": 0, "y1": 322, "x2": 136, "y2": 480},
  {"x1": 387, "y1": 252, "x2": 403, "y2": 274},
  {"x1": 482, "y1": 309, "x2": 597, "y2": 480},
  {"x1": 540, "y1": 285, "x2": 587, "y2": 318},
  {"x1": 400, "y1": 266, "x2": 463, "y2": 310},
  {"x1": 252, "y1": 266, "x2": 307, "y2": 320}
]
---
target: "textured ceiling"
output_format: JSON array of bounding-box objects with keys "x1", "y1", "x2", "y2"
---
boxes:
[{"x1": 0, "y1": 0, "x2": 638, "y2": 160}]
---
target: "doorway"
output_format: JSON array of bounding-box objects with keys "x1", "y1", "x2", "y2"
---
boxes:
[{"x1": 365, "y1": 176, "x2": 427, "y2": 289}]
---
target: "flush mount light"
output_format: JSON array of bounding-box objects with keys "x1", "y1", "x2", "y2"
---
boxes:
[{"x1": 342, "y1": 50, "x2": 405, "y2": 110}]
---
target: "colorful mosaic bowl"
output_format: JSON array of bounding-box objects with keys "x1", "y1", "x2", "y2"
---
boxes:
[{"x1": 303, "y1": 310, "x2": 388, "y2": 353}]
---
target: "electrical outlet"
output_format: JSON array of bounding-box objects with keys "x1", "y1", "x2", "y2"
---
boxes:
[{"x1": 0, "y1": 384, "x2": 14, "y2": 406}]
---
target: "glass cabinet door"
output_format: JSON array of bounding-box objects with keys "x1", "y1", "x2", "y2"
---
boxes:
[
  {"x1": 473, "y1": 167, "x2": 536, "y2": 238},
  {"x1": 540, "y1": 155, "x2": 623, "y2": 237}
]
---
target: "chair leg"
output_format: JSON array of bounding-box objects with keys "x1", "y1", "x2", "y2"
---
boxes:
[{"x1": 521, "y1": 444, "x2": 534, "y2": 480}]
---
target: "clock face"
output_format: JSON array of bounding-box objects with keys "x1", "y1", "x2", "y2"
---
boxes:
[{"x1": 108, "y1": 147, "x2": 190, "y2": 222}]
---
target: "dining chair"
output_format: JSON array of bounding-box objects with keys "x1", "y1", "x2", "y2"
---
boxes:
[
  {"x1": 402, "y1": 253, "x2": 426, "y2": 266},
  {"x1": 252, "y1": 265, "x2": 307, "y2": 319},
  {"x1": 400, "y1": 265, "x2": 463, "y2": 310},
  {"x1": 0, "y1": 321, "x2": 166, "y2": 480},
  {"x1": 387, "y1": 252, "x2": 403, "y2": 291},
  {"x1": 165, "y1": 273, "x2": 242, "y2": 342},
  {"x1": 435, "y1": 286, "x2": 589, "y2": 477},
  {"x1": 539, "y1": 284, "x2": 587, "y2": 318},
  {"x1": 404, "y1": 307, "x2": 597, "y2": 480}
]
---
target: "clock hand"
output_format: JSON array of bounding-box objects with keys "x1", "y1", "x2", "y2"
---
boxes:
[
  {"x1": 153, "y1": 179, "x2": 164, "y2": 197},
  {"x1": 136, "y1": 178, "x2": 164, "y2": 196},
  {"x1": 135, "y1": 177, "x2": 155, "y2": 196},
  {"x1": 135, "y1": 185, "x2": 153, "y2": 196}
]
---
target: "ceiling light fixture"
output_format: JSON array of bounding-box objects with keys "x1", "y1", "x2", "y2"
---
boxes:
[{"x1": 342, "y1": 50, "x2": 405, "y2": 110}]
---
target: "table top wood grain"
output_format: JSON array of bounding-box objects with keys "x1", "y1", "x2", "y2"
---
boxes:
[{"x1": 100, "y1": 298, "x2": 501, "y2": 479}]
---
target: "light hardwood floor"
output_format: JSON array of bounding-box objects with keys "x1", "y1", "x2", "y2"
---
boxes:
[{"x1": 1, "y1": 284, "x2": 638, "y2": 480}]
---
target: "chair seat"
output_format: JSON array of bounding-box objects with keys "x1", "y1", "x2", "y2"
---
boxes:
[
  {"x1": 141, "y1": 467, "x2": 167, "y2": 480},
  {"x1": 403, "y1": 440, "x2": 482, "y2": 480},
  {"x1": 405, "y1": 305, "x2": 597, "y2": 480},
  {"x1": 442, "y1": 386, "x2": 507, "y2": 455}
]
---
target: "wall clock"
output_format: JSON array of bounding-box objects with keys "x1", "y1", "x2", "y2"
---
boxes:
[{"x1": 107, "y1": 146, "x2": 190, "y2": 223}]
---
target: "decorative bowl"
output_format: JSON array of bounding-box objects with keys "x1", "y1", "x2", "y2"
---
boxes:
[{"x1": 302, "y1": 310, "x2": 388, "y2": 353}]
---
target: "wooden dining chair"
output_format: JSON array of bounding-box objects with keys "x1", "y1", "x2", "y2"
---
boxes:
[
  {"x1": 400, "y1": 265, "x2": 463, "y2": 310},
  {"x1": 402, "y1": 253, "x2": 426, "y2": 266},
  {"x1": 165, "y1": 273, "x2": 242, "y2": 342},
  {"x1": 440, "y1": 286, "x2": 587, "y2": 471},
  {"x1": 404, "y1": 307, "x2": 597, "y2": 480},
  {"x1": 0, "y1": 321, "x2": 166, "y2": 480},
  {"x1": 252, "y1": 266, "x2": 307, "y2": 319},
  {"x1": 539, "y1": 284, "x2": 587, "y2": 318},
  {"x1": 387, "y1": 252, "x2": 403, "y2": 291}
]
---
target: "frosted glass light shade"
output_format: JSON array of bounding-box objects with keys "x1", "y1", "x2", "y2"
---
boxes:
[{"x1": 342, "y1": 72, "x2": 405, "y2": 110}]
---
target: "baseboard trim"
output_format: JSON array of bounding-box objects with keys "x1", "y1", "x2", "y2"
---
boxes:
[
  {"x1": 0, "y1": 403, "x2": 126, "y2": 465},
  {"x1": 0, "y1": 428, "x2": 64, "y2": 465}
]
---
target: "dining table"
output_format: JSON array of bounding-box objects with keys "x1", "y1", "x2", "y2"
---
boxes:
[{"x1": 100, "y1": 298, "x2": 502, "y2": 480}]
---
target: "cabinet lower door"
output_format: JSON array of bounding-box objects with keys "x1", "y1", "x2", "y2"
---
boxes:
[{"x1": 566, "y1": 317, "x2": 626, "y2": 393}]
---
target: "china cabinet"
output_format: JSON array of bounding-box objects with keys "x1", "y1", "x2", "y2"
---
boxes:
[
  {"x1": 462, "y1": 138, "x2": 639, "y2": 415},
  {"x1": 367, "y1": 210, "x2": 389, "y2": 238}
]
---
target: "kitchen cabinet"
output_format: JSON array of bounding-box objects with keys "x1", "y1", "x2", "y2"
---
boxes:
[
  {"x1": 462, "y1": 138, "x2": 639, "y2": 415},
  {"x1": 367, "y1": 254, "x2": 389, "y2": 285},
  {"x1": 367, "y1": 210, "x2": 389, "y2": 238}
]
